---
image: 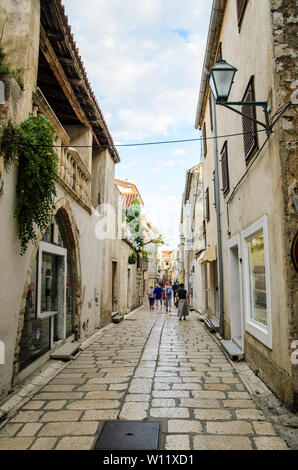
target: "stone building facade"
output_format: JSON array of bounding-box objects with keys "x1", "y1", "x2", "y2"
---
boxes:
[
  {"x1": 181, "y1": 164, "x2": 205, "y2": 313},
  {"x1": 195, "y1": 0, "x2": 297, "y2": 409},
  {"x1": 0, "y1": 0, "x2": 126, "y2": 400}
]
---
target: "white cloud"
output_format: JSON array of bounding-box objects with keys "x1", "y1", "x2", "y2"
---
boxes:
[
  {"x1": 63, "y1": 0, "x2": 212, "y2": 242},
  {"x1": 63, "y1": 0, "x2": 212, "y2": 142},
  {"x1": 118, "y1": 159, "x2": 139, "y2": 169},
  {"x1": 173, "y1": 149, "x2": 186, "y2": 156},
  {"x1": 143, "y1": 193, "x2": 182, "y2": 244},
  {"x1": 156, "y1": 160, "x2": 176, "y2": 167}
]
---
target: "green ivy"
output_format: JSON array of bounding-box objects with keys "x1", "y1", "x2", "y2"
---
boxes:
[
  {"x1": 141, "y1": 249, "x2": 149, "y2": 262},
  {"x1": 125, "y1": 199, "x2": 165, "y2": 254},
  {"x1": 0, "y1": 114, "x2": 59, "y2": 254}
]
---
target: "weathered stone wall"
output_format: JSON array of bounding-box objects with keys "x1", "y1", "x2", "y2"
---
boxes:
[
  {"x1": 271, "y1": 0, "x2": 298, "y2": 410},
  {"x1": 0, "y1": 0, "x2": 40, "y2": 123},
  {"x1": 0, "y1": 1, "x2": 121, "y2": 400},
  {"x1": 0, "y1": 0, "x2": 41, "y2": 399},
  {"x1": 92, "y1": 149, "x2": 121, "y2": 327}
]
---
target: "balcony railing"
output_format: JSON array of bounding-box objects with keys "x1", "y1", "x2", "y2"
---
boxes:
[
  {"x1": 59, "y1": 147, "x2": 92, "y2": 213},
  {"x1": 33, "y1": 88, "x2": 92, "y2": 213}
]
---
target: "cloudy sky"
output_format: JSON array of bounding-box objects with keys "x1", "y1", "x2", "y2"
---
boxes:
[{"x1": 63, "y1": 0, "x2": 213, "y2": 248}]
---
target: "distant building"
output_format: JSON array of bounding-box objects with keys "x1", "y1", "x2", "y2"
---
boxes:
[
  {"x1": 116, "y1": 179, "x2": 159, "y2": 311},
  {"x1": 180, "y1": 164, "x2": 205, "y2": 311}
]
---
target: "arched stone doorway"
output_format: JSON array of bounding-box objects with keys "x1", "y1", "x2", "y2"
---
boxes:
[
  {"x1": 55, "y1": 205, "x2": 81, "y2": 340},
  {"x1": 13, "y1": 199, "x2": 81, "y2": 383}
]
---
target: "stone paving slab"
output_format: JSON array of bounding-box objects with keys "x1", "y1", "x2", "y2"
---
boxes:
[{"x1": 0, "y1": 306, "x2": 293, "y2": 450}]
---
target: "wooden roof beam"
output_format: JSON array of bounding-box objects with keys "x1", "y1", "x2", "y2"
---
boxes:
[
  {"x1": 57, "y1": 56, "x2": 74, "y2": 65},
  {"x1": 40, "y1": 24, "x2": 101, "y2": 149}
]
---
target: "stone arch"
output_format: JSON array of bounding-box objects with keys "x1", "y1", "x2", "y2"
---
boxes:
[
  {"x1": 11, "y1": 197, "x2": 81, "y2": 388},
  {"x1": 54, "y1": 198, "x2": 82, "y2": 340}
]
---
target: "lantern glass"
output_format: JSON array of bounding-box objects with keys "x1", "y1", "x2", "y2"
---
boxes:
[{"x1": 209, "y1": 60, "x2": 237, "y2": 103}]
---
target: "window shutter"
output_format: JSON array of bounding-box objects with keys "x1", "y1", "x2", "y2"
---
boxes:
[
  {"x1": 221, "y1": 141, "x2": 230, "y2": 195},
  {"x1": 237, "y1": 0, "x2": 248, "y2": 29},
  {"x1": 213, "y1": 171, "x2": 216, "y2": 209},
  {"x1": 209, "y1": 94, "x2": 213, "y2": 131},
  {"x1": 202, "y1": 122, "x2": 207, "y2": 158},
  {"x1": 205, "y1": 187, "x2": 210, "y2": 221},
  {"x1": 242, "y1": 76, "x2": 258, "y2": 161}
]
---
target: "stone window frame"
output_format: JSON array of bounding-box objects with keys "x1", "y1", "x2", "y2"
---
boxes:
[
  {"x1": 236, "y1": 0, "x2": 249, "y2": 32},
  {"x1": 241, "y1": 215, "x2": 272, "y2": 349}
]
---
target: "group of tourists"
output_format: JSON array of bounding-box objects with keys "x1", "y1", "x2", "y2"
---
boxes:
[{"x1": 147, "y1": 281, "x2": 190, "y2": 321}]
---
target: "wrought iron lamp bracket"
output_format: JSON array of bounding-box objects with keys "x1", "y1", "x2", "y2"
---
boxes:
[{"x1": 218, "y1": 101, "x2": 272, "y2": 137}]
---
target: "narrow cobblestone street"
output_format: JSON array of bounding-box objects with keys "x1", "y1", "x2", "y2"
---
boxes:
[{"x1": 0, "y1": 306, "x2": 293, "y2": 451}]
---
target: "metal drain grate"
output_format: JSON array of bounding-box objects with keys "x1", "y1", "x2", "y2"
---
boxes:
[{"x1": 93, "y1": 421, "x2": 161, "y2": 450}]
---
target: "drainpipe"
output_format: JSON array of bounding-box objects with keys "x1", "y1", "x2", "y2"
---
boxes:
[
  {"x1": 200, "y1": 132, "x2": 208, "y2": 314},
  {"x1": 211, "y1": 92, "x2": 225, "y2": 337}
]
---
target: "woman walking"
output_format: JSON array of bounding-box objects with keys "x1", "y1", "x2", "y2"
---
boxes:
[{"x1": 176, "y1": 283, "x2": 190, "y2": 320}]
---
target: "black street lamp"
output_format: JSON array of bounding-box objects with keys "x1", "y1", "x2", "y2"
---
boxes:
[
  {"x1": 209, "y1": 60, "x2": 237, "y2": 104},
  {"x1": 209, "y1": 59, "x2": 272, "y2": 137}
]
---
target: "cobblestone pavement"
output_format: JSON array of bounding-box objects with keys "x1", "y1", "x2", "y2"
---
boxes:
[{"x1": 0, "y1": 306, "x2": 294, "y2": 450}]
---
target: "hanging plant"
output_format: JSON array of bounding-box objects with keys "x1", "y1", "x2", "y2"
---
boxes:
[
  {"x1": 0, "y1": 114, "x2": 58, "y2": 254},
  {"x1": 128, "y1": 252, "x2": 137, "y2": 265},
  {"x1": 141, "y1": 249, "x2": 149, "y2": 262},
  {"x1": 0, "y1": 44, "x2": 24, "y2": 90},
  {"x1": 125, "y1": 199, "x2": 165, "y2": 253}
]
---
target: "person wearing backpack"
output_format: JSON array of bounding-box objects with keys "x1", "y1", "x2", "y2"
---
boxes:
[
  {"x1": 165, "y1": 282, "x2": 173, "y2": 313},
  {"x1": 148, "y1": 286, "x2": 155, "y2": 310}
]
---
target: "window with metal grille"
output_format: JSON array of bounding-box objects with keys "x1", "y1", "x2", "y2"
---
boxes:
[
  {"x1": 242, "y1": 76, "x2": 258, "y2": 162},
  {"x1": 205, "y1": 187, "x2": 210, "y2": 221},
  {"x1": 220, "y1": 141, "x2": 230, "y2": 195},
  {"x1": 202, "y1": 122, "x2": 207, "y2": 157},
  {"x1": 237, "y1": 0, "x2": 249, "y2": 30}
]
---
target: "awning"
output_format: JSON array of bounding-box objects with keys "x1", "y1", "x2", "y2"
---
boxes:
[{"x1": 198, "y1": 245, "x2": 217, "y2": 264}]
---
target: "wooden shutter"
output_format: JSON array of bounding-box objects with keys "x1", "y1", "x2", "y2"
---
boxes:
[
  {"x1": 242, "y1": 76, "x2": 258, "y2": 161},
  {"x1": 220, "y1": 141, "x2": 230, "y2": 195},
  {"x1": 205, "y1": 187, "x2": 210, "y2": 221},
  {"x1": 202, "y1": 122, "x2": 207, "y2": 158},
  {"x1": 209, "y1": 94, "x2": 213, "y2": 131},
  {"x1": 237, "y1": 0, "x2": 249, "y2": 29},
  {"x1": 213, "y1": 171, "x2": 216, "y2": 209}
]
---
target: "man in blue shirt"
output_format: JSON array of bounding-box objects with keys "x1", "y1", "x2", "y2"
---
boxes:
[{"x1": 153, "y1": 284, "x2": 163, "y2": 312}]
